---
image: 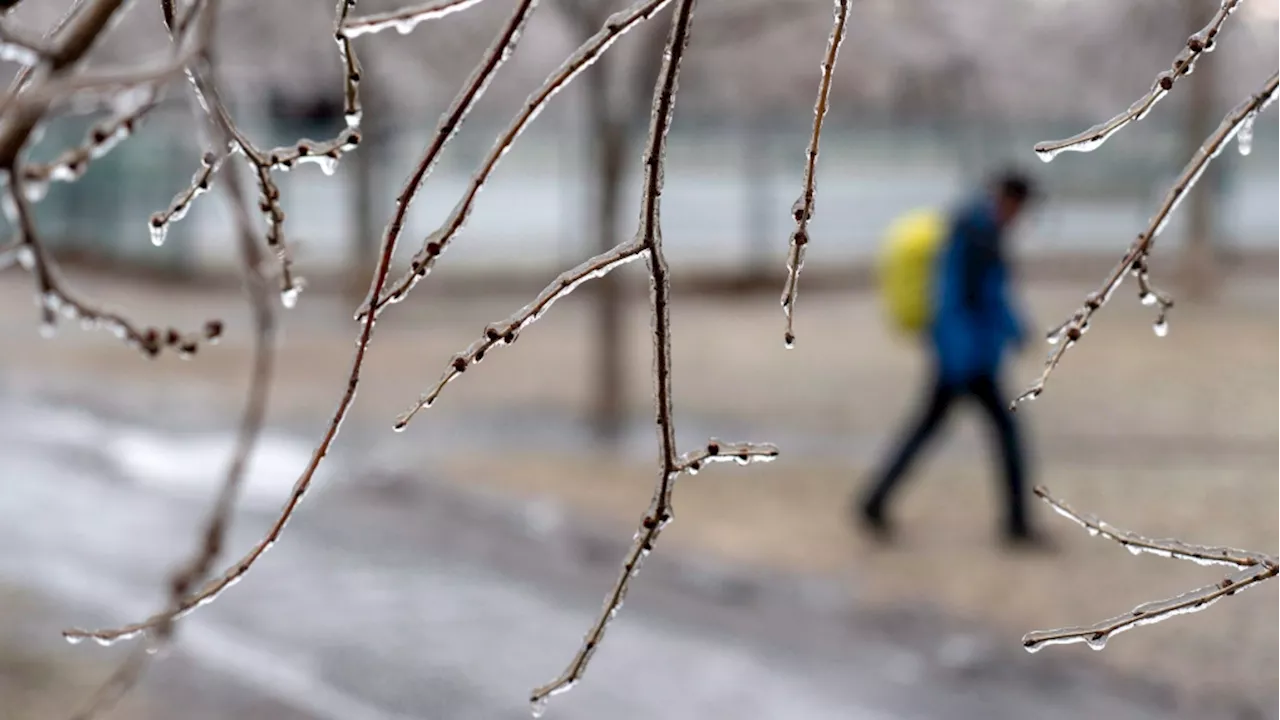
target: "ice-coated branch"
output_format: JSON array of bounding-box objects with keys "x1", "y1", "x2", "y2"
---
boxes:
[
  {"x1": 65, "y1": 41, "x2": 279, "y2": 718},
  {"x1": 0, "y1": 0, "x2": 129, "y2": 168},
  {"x1": 263, "y1": 129, "x2": 362, "y2": 175},
  {"x1": 9, "y1": 31, "x2": 205, "y2": 111},
  {"x1": 1023, "y1": 486, "x2": 1278, "y2": 653},
  {"x1": 779, "y1": 0, "x2": 847, "y2": 349},
  {"x1": 3, "y1": 171, "x2": 223, "y2": 357},
  {"x1": 152, "y1": 0, "x2": 362, "y2": 305},
  {"x1": 1023, "y1": 563, "x2": 1276, "y2": 652},
  {"x1": 1032, "y1": 486, "x2": 1271, "y2": 569},
  {"x1": 1, "y1": 0, "x2": 85, "y2": 100},
  {"x1": 363, "y1": 0, "x2": 672, "y2": 318},
  {"x1": 153, "y1": 51, "x2": 277, "y2": 651},
  {"x1": 1033, "y1": 0, "x2": 1244, "y2": 161},
  {"x1": 10, "y1": 0, "x2": 208, "y2": 189},
  {"x1": 529, "y1": 1, "x2": 706, "y2": 714},
  {"x1": 674, "y1": 439, "x2": 779, "y2": 474},
  {"x1": 394, "y1": 242, "x2": 648, "y2": 429},
  {"x1": 62, "y1": 0, "x2": 538, "y2": 648},
  {"x1": 334, "y1": 0, "x2": 362, "y2": 128},
  {"x1": 341, "y1": 0, "x2": 488, "y2": 38},
  {"x1": 1012, "y1": 69, "x2": 1278, "y2": 409},
  {"x1": 21, "y1": 95, "x2": 159, "y2": 186},
  {"x1": 149, "y1": 150, "x2": 226, "y2": 245}
]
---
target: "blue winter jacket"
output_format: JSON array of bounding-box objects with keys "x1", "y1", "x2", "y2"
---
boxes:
[{"x1": 929, "y1": 197, "x2": 1026, "y2": 386}]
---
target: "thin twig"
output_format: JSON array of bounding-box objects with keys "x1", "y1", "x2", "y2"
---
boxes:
[
  {"x1": 21, "y1": 96, "x2": 159, "y2": 186},
  {"x1": 66, "y1": 19, "x2": 277, "y2": 716},
  {"x1": 529, "y1": 0, "x2": 702, "y2": 713},
  {"x1": 363, "y1": 0, "x2": 673, "y2": 318},
  {"x1": 0, "y1": 0, "x2": 130, "y2": 168},
  {"x1": 15, "y1": 1, "x2": 208, "y2": 189},
  {"x1": 1033, "y1": 0, "x2": 1244, "y2": 161},
  {"x1": 674, "y1": 439, "x2": 779, "y2": 474},
  {"x1": 1033, "y1": 486, "x2": 1271, "y2": 569},
  {"x1": 149, "y1": 150, "x2": 225, "y2": 245},
  {"x1": 1023, "y1": 486, "x2": 1278, "y2": 653},
  {"x1": 396, "y1": 242, "x2": 647, "y2": 428},
  {"x1": 63, "y1": 0, "x2": 538, "y2": 647},
  {"x1": 2, "y1": 0, "x2": 86, "y2": 101},
  {"x1": 1012, "y1": 69, "x2": 1278, "y2": 409},
  {"x1": 152, "y1": 0, "x2": 358, "y2": 304},
  {"x1": 340, "y1": 0, "x2": 488, "y2": 38},
  {"x1": 779, "y1": 0, "x2": 847, "y2": 349},
  {"x1": 156, "y1": 26, "x2": 276, "y2": 646},
  {"x1": 4, "y1": 170, "x2": 221, "y2": 356},
  {"x1": 335, "y1": 0, "x2": 362, "y2": 128},
  {"x1": 10, "y1": 33, "x2": 204, "y2": 111}
]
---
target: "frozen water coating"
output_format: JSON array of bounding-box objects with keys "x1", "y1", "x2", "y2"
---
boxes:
[
  {"x1": 1236, "y1": 113, "x2": 1255, "y2": 156},
  {"x1": 778, "y1": 0, "x2": 848, "y2": 348},
  {"x1": 1023, "y1": 563, "x2": 1275, "y2": 654},
  {"x1": 1014, "y1": 70, "x2": 1278, "y2": 409},
  {"x1": 1023, "y1": 487, "x2": 1278, "y2": 654},
  {"x1": 364, "y1": 0, "x2": 675, "y2": 318},
  {"x1": 71, "y1": 0, "x2": 534, "y2": 660},
  {"x1": 395, "y1": 246, "x2": 648, "y2": 429},
  {"x1": 525, "y1": 2, "x2": 786, "y2": 714},
  {"x1": 340, "y1": 0, "x2": 489, "y2": 38},
  {"x1": 1033, "y1": 0, "x2": 1244, "y2": 161}
]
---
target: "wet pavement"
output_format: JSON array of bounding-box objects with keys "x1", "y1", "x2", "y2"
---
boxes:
[{"x1": 0, "y1": 392, "x2": 1189, "y2": 720}]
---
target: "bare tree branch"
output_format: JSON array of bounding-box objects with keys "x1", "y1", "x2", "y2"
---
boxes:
[
  {"x1": 1, "y1": 0, "x2": 86, "y2": 101},
  {"x1": 4, "y1": 169, "x2": 221, "y2": 355},
  {"x1": 1033, "y1": 0, "x2": 1245, "y2": 160},
  {"x1": 1034, "y1": 486, "x2": 1271, "y2": 568},
  {"x1": 65, "y1": 13, "x2": 278, "y2": 715},
  {"x1": 1013, "y1": 69, "x2": 1277, "y2": 408},
  {"x1": 395, "y1": 241, "x2": 648, "y2": 428},
  {"x1": 0, "y1": 0, "x2": 129, "y2": 167},
  {"x1": 341, "y1": 0, "x2": 489, "y2": 38},
  {"x1": 63, "y1": 0, "x2": 537, "y2": 647},
  {"x1": 362, "y1": 0, "x2": 673, "y2": 318},
  {"x1": 1023, "y1": 486, "x2": 1278, "y2": 653},
  {"x1": 779, "y1": 0, "x2": 847, "y2": 349},
  {"x1": 525, "y1": 2, "x2": 771, "y2": 714}
]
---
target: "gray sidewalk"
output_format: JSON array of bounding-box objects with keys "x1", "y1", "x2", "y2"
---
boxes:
[{"x1": 1, "y1": 393, "x2": 1183, "y2": 720}]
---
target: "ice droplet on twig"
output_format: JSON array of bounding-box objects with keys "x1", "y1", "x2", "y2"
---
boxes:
[
  {"x1": 1153, "y1": 318, "x2": 1169, "y2": 337},
  {"x1": 1237, "y1": 114, "x2": 1255, "y2": 156},
  {"x1": 149, "y1": 220, "x2": 169, "y2": 247}
]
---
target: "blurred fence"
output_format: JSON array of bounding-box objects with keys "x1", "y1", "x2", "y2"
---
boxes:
[{"x1": 21, "y1": 100, "x2": 1280, "y2": 282}]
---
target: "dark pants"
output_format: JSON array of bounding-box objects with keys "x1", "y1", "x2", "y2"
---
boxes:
[{"x1": 861, "y1": 370, "x2": 1030, "y2": 536}]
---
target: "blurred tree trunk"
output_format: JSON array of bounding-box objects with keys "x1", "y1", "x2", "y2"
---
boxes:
[
  {"x1": 556, "y1": 0, "x2": 802, "y2": 440},
  {"x1": 582, "y1": 47, "x2": 628, "y2": 442},
  {"x1": 1177, "y1": 0, "x2": 1220, "y2": 302}
]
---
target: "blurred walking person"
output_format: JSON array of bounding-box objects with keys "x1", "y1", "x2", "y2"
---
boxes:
[{"x1": 858, "y1": 169, "x2": 1050, "y2": 549}]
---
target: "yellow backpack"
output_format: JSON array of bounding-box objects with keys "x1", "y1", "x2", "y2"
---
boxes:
[{"x1": 877, "y1": 208, "x2": 947, "y2": 336}]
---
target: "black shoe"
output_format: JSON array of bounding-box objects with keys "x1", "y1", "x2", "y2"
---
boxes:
[
  {"x1": 855, "y1": 499, "x2": 894, "y2": 543},
  {"x1": 1001, "y1": 528, "x2": 1057, "y2": 553}
]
